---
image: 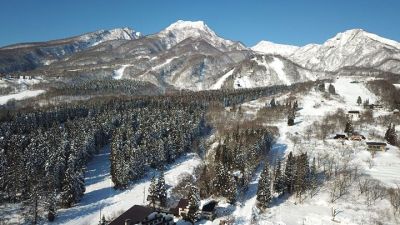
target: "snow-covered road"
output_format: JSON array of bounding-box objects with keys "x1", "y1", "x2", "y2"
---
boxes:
[{"x1": 47, "y1": 147, "x2": 201, "y2": 225}]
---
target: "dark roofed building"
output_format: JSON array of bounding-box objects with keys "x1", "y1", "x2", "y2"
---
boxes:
[
  {"x1": 109, "y1": 205, "x2": 175, "y2": 225},
  {"x1": 201, "y1": 200, "x2": 217, "y2": 221},
  {"x1": 171, "y1": 198, "x2": 189, "y2": 217},
  {"x1": 333, "y1": 134, "x2": 347, "y2": 140}
]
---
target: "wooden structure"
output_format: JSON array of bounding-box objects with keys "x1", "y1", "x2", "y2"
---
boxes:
[
  {"x1": 109, "y1": 205, "x2": 175, "y2": 225},
  {"x1": 367, "y1": 104, "x2": 383, "y2": 110},
  {"x1": 170, "y1": 198, "x2": 189, "y2": 218},
  {"x1": 347, "y1": 110, "x2": 360, "y2": 119},
  {"x1": 349, "y1": 133, "x2": 366, "y2": 141},
  {"x1": 366, "y1": 142, "x2": 387, "y2": 152}
]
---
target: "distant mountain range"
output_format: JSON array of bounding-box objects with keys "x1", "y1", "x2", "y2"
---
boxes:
[{"x1": 1, "y1": 20, "x2": 399, "y2": 90}]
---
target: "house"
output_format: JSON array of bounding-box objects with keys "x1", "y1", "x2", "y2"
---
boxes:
[
  {"x1": 201, "y1": 200, "x2": 217, "y2": 221},
  {"x1": 333, "y1": 134, "x2": 348, "y2": 140},
  {"x1": 170, "y1": 198, "x2": 189, "y2": 218},
  {"x1": 368, "y1": 104, "x2": 383, "y2": 110},
  {"x1": 366, "y1": 142, "x2": 387, "y2": 152},
  {"x1": 349, "y1": 132, "x2": 366, "y2": 141},
  {"x1": 347, "y1": 110, "x2": 360, "y2": 119},
  {"x1": 109, "y1": 205, "x2": 175, "y2": 225}
]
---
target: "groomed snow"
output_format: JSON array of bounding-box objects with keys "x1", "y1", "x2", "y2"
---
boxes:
[
  {"x1": 48, "y1": 146, "x2": 202, "y2": 225},
  {"x1": 270, "y1": 58, "x2": 289, "y2": 85},
  {"x1": 113, "y1": 65, "x2": 130, "y2": 80},
  {"x1": 0, "y1": 90, "x2": 45, "y2": 105},
  {"x1": 210, "y1": 69, "x2": 234, "y2": 90}
]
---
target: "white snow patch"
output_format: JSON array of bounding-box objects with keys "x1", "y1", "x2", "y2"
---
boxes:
[
  {"x1": 364, "y1": 146, "x2": 400, "y2": 187},
  {"x1": 210, "y1": 69, "x2": 234, "y2": 90},
  {"x1": 0, "y1": 90, "x2": 45, "y2": 105},
  {"x1": 251, "y1": 40, "x2": 299, "y2": 57},
  {"x1": 113, "y1": 65, "x2": 130, "y2": 79},
  {"x1": 270, "y1": 58, "x2": 290, "y2": 85},
  {"x1": 151, "y1": 57, "x2": 178, "y2": 71}
]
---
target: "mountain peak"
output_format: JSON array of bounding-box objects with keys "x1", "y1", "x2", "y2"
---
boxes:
[
  {"x1": 326, "y1": 28, "x2": 400, "y2": 49},
  {"x1": 251, "y1": 40, "x2": 299, "y2": 57},
  {"x1": 159, "y1": 20, "x2": 245, "y2": 51},
  {"x1": 165, "y1": 20, "x2": 209, "y2": 32},
  {"x1": 79, "y1": 27, "x2": 141, "y2": 46}
]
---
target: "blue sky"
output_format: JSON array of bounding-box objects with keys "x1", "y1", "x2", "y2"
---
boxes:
[{"x1": 1, "y1": 0, "x2": 399, "y2": 47}]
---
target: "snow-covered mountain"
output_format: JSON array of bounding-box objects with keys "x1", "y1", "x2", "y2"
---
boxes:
[
  {"x1": 0, "y1": 28, "x2": 141, "y2": 73},
  {"x1": 251, "y1": 40, "x2": 299, "y2": 57},
  {"x1": 76, "y1": 28, "x2": 141, "y2": 47},
  {"x1": 156, "y1": 20, "x2": 246, "y2": 51},
  {"x1": 289, "y1": 29, "x2": 400, "y2": 74},
  {"x1": 2, "y1": 21, "x2": 400, "y2": 91}
]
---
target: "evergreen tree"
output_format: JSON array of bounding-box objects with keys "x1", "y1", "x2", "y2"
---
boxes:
[
  {"x1": 328, "y1": 84, "x2": 336, "y2": 94},
  {"x1": 213, "y1": 162, "x2": 237, "y2": 203},
  {"x1": 363, "y1": 99, "x2": 370, "y2": 108},
  {"x1": 99, "y1": 215, "x2": 107, "y2": 225},
  {"x1": 284, "y1": 152, "x2": 295, "y2": 194},
  {"x1": 46, "y1": 190, "x2": 57, "y2": 222},
  {"x1": 186, "y1": 183, "x2": 200, "y2": 225},
  {"x1": 357, "y1": 96, "x2": 362, "y2": 106},
  {"x1": 287, "y1": 109, "x2": 295, "y2": 126},
  {"x1": 157, "y1": 171, "x2": 167, "y2": 208},
  {"x1": 293, "y1": 101, "x2": 299, "y2": 111},
  {"x1": 257, "y1": 163, "x2": 272, "y2": 209},
  {"x1": 318, "y1": 82, "x2": 325, "y2": 92},
  {"x1": 385, "y1": 124, "x2": 398, "y2": 146},
  {"x1": 309, "y1": 157, "x2": 318, "y2": 196},
  {"x1": 270, "y1": 98, "x2": 276, "y2": 108},
  {"x1": 344, "y1": 119, "x2": 354, "y2": 136},
  {"x1": 60, "y1": 162, "x2": 85, "y2": 208},
  {"x1": 273, "y1": 160, "x2": 285, "y2": 195},
  {"x1": 148, "y1": 176, "x2": 158, "y2": 209},
  {"x1": 294, "y1": 153, "x2": 309, "y2": 200}
]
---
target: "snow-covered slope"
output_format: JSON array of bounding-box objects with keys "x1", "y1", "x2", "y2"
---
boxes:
[
  {"x1": 0, "y1": 28, "x2": 141, "y2": 73},
  {"x1": 77, "y1": 28, "x2": 141, "y2": 47},
  {"x1": 251, "y1": 40, "x2": 299, "y2": 57},
  {"x1": 289, "y1": 29, "x2": 400, "y2": 73},
  {"x1": 157, "y1": 20, "x2": 246, "y2": 51}
]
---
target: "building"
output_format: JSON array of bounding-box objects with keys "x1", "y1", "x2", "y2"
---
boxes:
[
  {"x1": 367, "y1": 104, "x2": 383, "y2": 110},
  {"x1": 349, "y1": 132, "x2": 366, "y2": 141},
  {"x1": 170, "y1": 198, "x2": 189, "y2": 218},
  {"x1": 366, "y1": 142, "x2": 387, "y2": 152},
  {"x1": 333, "y1": 134, "x2": 348, "y2": 140},
  {"x1": 347, "y1": 110, "x2": 360, "y2": 119},
  {"x1": 109, "y1": 205, "x2": 175, "y2": 225},
  {"x1": 201, "y1": 200, "x2": 217, "y2": 221},
  {"x1": 393, "y1": 109, "x2": 399, "y2": 115}
]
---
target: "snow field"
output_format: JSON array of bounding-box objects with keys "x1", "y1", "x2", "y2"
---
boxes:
[{"x1": 0, "y1": 89, "x2": 45, "y2": 105}]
